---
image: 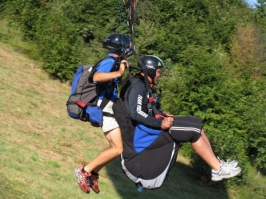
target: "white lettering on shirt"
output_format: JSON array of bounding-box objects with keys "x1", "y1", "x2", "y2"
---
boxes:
[{"x1": 136, "y1": 95, "x2": 148, "y2": 118}]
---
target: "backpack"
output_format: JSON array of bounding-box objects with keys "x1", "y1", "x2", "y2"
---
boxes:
[{"x1": 66, "y1": 56, "x2": 116, "y2": 126}]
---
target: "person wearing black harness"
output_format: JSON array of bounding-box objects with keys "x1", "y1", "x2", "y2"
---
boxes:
[
  {"x1": 113, "y1": 55, "x2": 241, "y2": 189},
  {"x1": 74, "y1": 33, "x2": 132, "y2": 194}
]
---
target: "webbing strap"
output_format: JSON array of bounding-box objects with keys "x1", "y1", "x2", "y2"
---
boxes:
[
  {"x1": 103, "y1": 112, "x2": 114, "y2": 117},
  {"x1": 125, "y1": 0, "x2": 137, "y2": 44}
]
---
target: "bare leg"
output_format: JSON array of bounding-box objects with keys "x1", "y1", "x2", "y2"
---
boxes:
[
  {"x1": 83, "y1": 127, "x2": 123, "y2": 173},
  {"x1": 201, "y1": 129, "x2": 212, "y2": 150},
  {"x1": 191, "y1": 129, "x2": 220, "y2": 171}
]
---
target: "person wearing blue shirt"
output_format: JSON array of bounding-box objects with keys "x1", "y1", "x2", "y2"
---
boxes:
[{"x1": 74, "y1": 33, "x2": 132, "y2": 194}]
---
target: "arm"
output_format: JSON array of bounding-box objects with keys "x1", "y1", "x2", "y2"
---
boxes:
[
  {"x1": 125, "y1": 78, "x2": 174, "y2": 130},
  {"x1": 93, "y1": 60, "x2": 128, "y2": 82}
]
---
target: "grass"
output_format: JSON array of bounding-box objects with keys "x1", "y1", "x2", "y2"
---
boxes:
[{"x1": 0, "y1": 19, "x2": 266, "y2": 199}]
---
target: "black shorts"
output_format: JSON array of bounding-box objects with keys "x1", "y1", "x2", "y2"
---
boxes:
[{"x1": 168, "y1": 116, "x2": 202, "y2": 143}]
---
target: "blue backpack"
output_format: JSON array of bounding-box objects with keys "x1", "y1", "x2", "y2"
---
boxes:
[{"x1": 66, "y1": 56, "x2": 116, "y2": 127}]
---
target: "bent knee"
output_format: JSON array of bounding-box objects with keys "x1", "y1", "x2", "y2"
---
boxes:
[
  {"x1": 110, "y1": 145, "x2": 123, "y2": 156},
  {"x1": 115, "y1": 145, "x2": 123, "y2": 155}
]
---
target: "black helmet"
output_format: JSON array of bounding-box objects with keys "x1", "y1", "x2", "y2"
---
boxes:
[
  {"x1": 103, "y1": 33, "x2": 132, "y2": 53},
  {"x1": 138, "y1": 55, "x2": 164, "y2": 79}
]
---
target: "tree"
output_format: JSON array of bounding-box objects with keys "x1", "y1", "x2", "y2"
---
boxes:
[{"x1": 256, "y1": 0, "x2": 266, "y2": 17}]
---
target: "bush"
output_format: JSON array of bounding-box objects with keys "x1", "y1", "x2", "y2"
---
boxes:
[{"x1": 35, "y1": 9, "x2": 84, "y2": 80}]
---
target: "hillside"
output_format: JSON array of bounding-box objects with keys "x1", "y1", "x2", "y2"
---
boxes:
[{"x1": 0, "y1": 42, "x2": 253, "y2": 199}]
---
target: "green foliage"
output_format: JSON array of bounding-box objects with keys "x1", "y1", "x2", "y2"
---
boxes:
[
  {"x1": 244, "y1": 79, "x2": 266, "y2": 173},
  {"x1": 35, "y1": 8, "x2": 83, "y2": 80},
  {"x1": 2, "y1": 0, "x2": 129, "y2": 79},
  {"x1": 3, "y1": 0, "x2": 49, "y2": 39},
  {"x1": 256, "y1": 0, "x2": 266, "y2": 17},
  {"x1": 62, "y1": 0, "x2": 123, "y2": 43},
  {"x1": 0, "y1": 1, "x2": 6, "y2": 15}
]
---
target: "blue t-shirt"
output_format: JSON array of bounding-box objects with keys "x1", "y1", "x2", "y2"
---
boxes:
[{"x1": 94, "y1": 54, "x2": 120, "y2": 102}]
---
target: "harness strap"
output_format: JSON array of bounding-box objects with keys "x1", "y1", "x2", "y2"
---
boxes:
[{"x1": 103, "y1": 112, "x2": 114, "y2": 117}]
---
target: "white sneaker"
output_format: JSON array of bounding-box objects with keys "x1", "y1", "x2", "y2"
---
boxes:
[
  {"x1": 217, "y1": 157, "x2": 238, "y2": 168},
  {"x1": 211, "y1": 160, "x2": 242, "y2": 181}
]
